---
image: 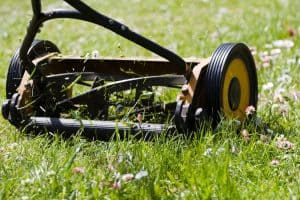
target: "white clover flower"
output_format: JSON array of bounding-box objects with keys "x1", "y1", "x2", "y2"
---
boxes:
[
  {"x1": 91, "y1": 50, "x2": 99, "y2": 58},
  {"x1": 262, "y1": 82, "x2": 274, "y2": 91},
  {"x1": 121, "y1": 173, "x2": 135, "y2": 181},
  {"x1": 135, "y1": 170, "x2": 148, "y2": 180},
  {"x1": 270, "y1": 159, "x2": 280, "y2": 166},
  {"x1": 272, "y1": 40, "x2": 294, "y2": 49},
  {"x1": 203, "y1": 148, "x2": 213, "y2": 156}
]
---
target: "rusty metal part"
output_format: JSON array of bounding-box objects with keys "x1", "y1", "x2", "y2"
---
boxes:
[
  {"x1": 10, "y1": 55, "x2": 209, "y2": 133},
  {"x1": 35, "y1": 56, "x2": 200, "y2": 80},
  {"x1": 15, "y1": 71, "x2": 34, "y2": 118},
  {"x1": 178, "y1": 58, "x2": 210, "y2": 105},
  {"x1": 175, "y1": 58, "x2": 210, "y2": 131}
]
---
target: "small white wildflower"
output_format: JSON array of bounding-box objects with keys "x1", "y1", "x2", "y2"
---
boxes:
[
  {"x1": 264, "y1": 44, "x2": 273, "y2": 49},
  {"x1": 108, "y1": 163, "x2": 115, "y2": 171},
  {"x1": 261, "y1": 55, "x2": 272, "y2": 63},
  {"x1": 121, "y1": 173, "x2": 135, "y2": 181},
  {"x1": 7, "y1": 143, "x2": 18, "y2": 149},
  {"x1": 262, "y1": 82, "x2": 274, "y2": 91},
  {"x1": 273, "y1": 92, "x2": 285, "y2": 103},
  {"x1": 180, "y1": 189, "x2": 191, "y2": 198},
  {"x1": 126, "y1": 151, "x2": 133, "y2": 162},
  {"x1": 21, "y1": 178, "x2": 35, "y2": 185},
  {"x1": 46, "y1": 170, "x2": 56, "y2": 176},
  {"x1": 98, "y1": 181, "x2": 110, "y2": 190},
  {"x1": 276, "y1": 135, "x2": 294, "y2": 150},
  {"x1": 72, "y1": 167, "x2": 85, "y2": 175},
  {"x1": 137, "y1": 113, "x2": 143, "y2": 124},
  {"x1": 282, "y1": 154, "x2": 292, "y2": 160},
  {"x1": 203, "y1": 148, "x2": 213, "y2": 156},
  {"x1": 277, "y1": 74, "x2": 292, "y2": 83},
  {"x1": 218, "y1": 7, "x2": 229, "y2": 15},
  {"x1": 111, "y1": 180, "x2": 121, "y2": 190},
  {"x1": 273, "y1": 88, "x2": 286, "y2": 103},
  {"x1": 278, "y1": 105, "x2": 289, "y2": 117},
  {"x1": 118, "y1": 154, "x2": 124, "y2": 164},
  {"x1": 241, "y1": 129, "x2": 250, "y2": 142},
  {"x1": 266, "y1": 129, "x2": 274, "y2": 135},
  {"x1": 210, "y1": 31, "x2": 219, "y2": 40},
  {"x1": 234, "y1": 120, "x2": 242, "y2": 126},
  {"x1": 278, "y1": 134, "x2": 285, "y2": 139},
  {"x1": 231, "y1": 145, "x2": 239, "y2": 154},
  {"x1": 272, "y1": 40, "x2": 294, "y2": 49},
  {"x1": 16, "y1": 156, "x2": 24, "y2": 162},
  {"x1": 114, "y1": 172, "x2": 121, "y2": 180},
  {"x1": 287, "y1": 58, "x2": 297, "y2": 64},
  {"x1": 270, "y1": 48, "x2": 281, "y2": 56},
  {"x1": 91, "y1": 50, "x2": 99, "y2": 58},
  {"x1": 291, "y1": 91, "x2": 300, "y2": 101},
  {"x1": 262, "y1": 62, "x2": 270, "y2": 68},
  {"x1": 275, "y1": 87, "x2": 285, "y2": 94},
  {"x1": 0, "y1": 147, "x2": 5, "y2": 153},
  {"x1": 260, "y1": 51, "x2": 269, "y2": 57},
  {"x1": 135, "y1": 170, "x2": 148, "y2": 180},
  {"x1": 245, "y1": 105, "x2": 256, "y2": 116},
  {"x1": 270, "y1": 159, "x2": 280, "y2": 166},
  {"x1": 249, "y1": 46, "x2": 257, "y2": 56},
  {"x1": 216, "y1": 147, "x2": 225, "y2": 155},
  {"x1": 78, "y1": 37, "x2": 86, "y2": 44}
]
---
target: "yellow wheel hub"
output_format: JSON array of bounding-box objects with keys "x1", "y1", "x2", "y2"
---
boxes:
[
  {"x1": 222, "y1": 58, "x2": 250, "y2": 119},
  {"x1": 205, "y1": 43, "x2": 257, "y2": 125}
]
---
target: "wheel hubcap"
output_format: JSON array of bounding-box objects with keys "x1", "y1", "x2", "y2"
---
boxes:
[{"x1": 228, "y1": 77, "x2": 241, "y2": 111}]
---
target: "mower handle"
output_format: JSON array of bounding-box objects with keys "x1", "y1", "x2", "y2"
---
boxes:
[
  {"x1": 31, "y1": 0, "x2": 41, "y2": 16},
  {"x1": 19, "y1": 0, "x2": 191, "y2": 79}
]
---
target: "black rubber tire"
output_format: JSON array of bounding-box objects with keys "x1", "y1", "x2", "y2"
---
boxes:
[
  {"x1": 6, "y1": 40, "x2": 60, "y2": 99},
  {"x1": 205, "y1": 43, "x2": 258, "y2": 122}
]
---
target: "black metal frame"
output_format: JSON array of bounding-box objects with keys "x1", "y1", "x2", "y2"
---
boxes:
[
  {"x1": 2, "y1": 0, "x2": 259, "y2": 138},
  {"x1": 20, "y1": 0, "x2": 190, "y2": 78},
  {"x1": 1, "y1": 0, "x2": 197, "y2": 137},
  {"x1": 2, "y1": 0, "x2": 260, "y2": 140}
]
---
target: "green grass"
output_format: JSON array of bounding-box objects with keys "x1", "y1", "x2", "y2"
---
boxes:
[{"x1": 0, "y1": 0, "x2": 300, "y2": 199}]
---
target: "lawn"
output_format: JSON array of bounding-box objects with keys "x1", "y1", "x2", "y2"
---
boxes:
[{"x1": 0, "y1": 0, "x2": 299, "y2": 199}]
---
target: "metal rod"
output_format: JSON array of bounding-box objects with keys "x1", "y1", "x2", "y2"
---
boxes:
[
  {"x1": 31, "y1": 0, "x2": 41, "y2": 16},
  {"x1": 27, "y1": 117, "x2": 174, "y2": 139},
  {"x1": 19, "y1": 1, "x2": 44, "y2": 71}
]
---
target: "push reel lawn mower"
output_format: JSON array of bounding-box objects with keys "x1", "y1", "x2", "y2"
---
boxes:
[{"x1": 2, "y1": 0, "x2": 258, "y2": 139}]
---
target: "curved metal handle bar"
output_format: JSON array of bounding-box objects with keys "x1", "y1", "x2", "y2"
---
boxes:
[{"x1": 19, "y1": 0, "x2": 190, "y2": 79}]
